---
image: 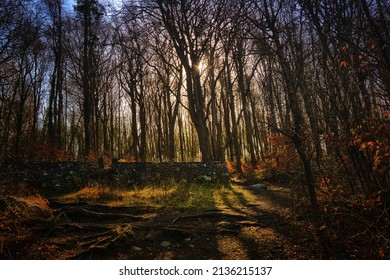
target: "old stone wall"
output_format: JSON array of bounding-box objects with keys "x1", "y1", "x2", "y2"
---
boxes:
[
  {"x1": 111, "y1": 161, "x2": 230, "y2": 186},
  {"x1": 0, "y1": 160, "x2": 229, "y2": 196},
  {"x1": 0, "y1": 161, "x2": 102, "y2": 196}
]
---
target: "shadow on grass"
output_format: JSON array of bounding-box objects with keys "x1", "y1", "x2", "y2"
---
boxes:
[{"x1": 1, "y1": 182, "x2": 320, "y2": 260}]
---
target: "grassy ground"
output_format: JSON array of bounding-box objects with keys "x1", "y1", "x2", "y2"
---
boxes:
[
  {"x1": 1, "y1": 179, "x2": 325, "y2": 260},
  {"x1": 59, "y1": 181, "x2": 225, "y2": 212}
]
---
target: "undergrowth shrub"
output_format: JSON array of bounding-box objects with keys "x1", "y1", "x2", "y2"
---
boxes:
[
  {"x1": 307, "y1": 116, "x2": 389, "y2": 258},
  {"x1": 227, "y1": 134, "x2": 305, "y2": 185}
]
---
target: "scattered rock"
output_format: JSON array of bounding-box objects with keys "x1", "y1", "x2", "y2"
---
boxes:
[
  {"x1": 132, "y1": 246, "x2": 142, "y2": 252},
  {"x1": 199, "y1": 175, "x2": 212, "y2": 182},
  {"x1": 160, "y1": 241, "x2": 171, "y2": 247},
  {"x1": 145, "y1": 229, "x2": 162, "y2": 241}
]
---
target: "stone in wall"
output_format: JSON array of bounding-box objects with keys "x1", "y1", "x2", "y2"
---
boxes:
[{"x1": 111, "y1": 161, "x2": 230, "y2": 187}]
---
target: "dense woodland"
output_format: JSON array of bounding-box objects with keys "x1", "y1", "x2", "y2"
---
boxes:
[{"x1": 0, "y1": 0, "x2": 390, "y2": 258}]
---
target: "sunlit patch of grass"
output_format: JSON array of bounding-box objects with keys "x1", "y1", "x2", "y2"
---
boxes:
[
  {"x1": 18, "y1": 194, "x2": 51, "y2": 212},
  {"x1": 62, "y1": 184, "x2": 122, "y2": 203},
  {"x1": 214, "y1": 185, "x2": 248, "y2": 209},
  {"x1": 0, "y1": 193, "x2": 52, "y2": 236},
  {"x1": 60, "y1": 182, "x2": 225, "y2": 212},
  {"x1": 213, "y1": 184, "x2": 266, "y2": 215},
  {"x1": 164, "y1": 183, "x2": 218, "y2": 210},
  {"x1": 120, "y1": 184, "x2": 178, "y2": 207}
]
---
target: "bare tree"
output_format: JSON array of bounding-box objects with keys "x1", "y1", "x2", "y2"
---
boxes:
[
  {"x1": 44, "y1": 0, "x2": 65, "y2": 150},
  {"x1": 75, "y1": 0, "x2": 104, "y2": 157},
  {"x1": 151, "y1": 0, "x2": 228, "y2": 162}
]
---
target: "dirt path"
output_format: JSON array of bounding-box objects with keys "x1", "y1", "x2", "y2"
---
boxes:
[
  {"x1": 1, "y1": 183, "x2": 321, "y2": 259},
  {"x1": 203, "y1": 184, "x2": 320, "y2": 259}
]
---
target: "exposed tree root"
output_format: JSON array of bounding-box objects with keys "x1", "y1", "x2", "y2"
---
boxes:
[
  {"x1": 55, "y1": 207, "x2": 145, "y2": 222},
  {"x1": 68, "y1": 224, "x2": 134, "y2": 259}
]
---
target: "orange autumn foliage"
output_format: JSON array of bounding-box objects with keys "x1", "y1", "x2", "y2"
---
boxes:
[
  {"x1": 35, "y1": 143, "x2": 70, "y2": 161},
  {"x1": 227, "y1": 134, "x2": 300, "y2": 180},
  {"x1": 261, "y1": 134, "x2": 300, "y2": 171},
  {"x1": 350, "y1": 115, "x2": 390, "y2": 178},
  {"x1": 340, "y1": 60, "x2": 348, "y2": 67},
  {"x1": 117, "y1": 155, "x2": 138, "y2": 163}
]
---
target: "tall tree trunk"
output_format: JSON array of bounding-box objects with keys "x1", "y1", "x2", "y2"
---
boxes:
[
  {"x1": 225, "y1": 56, "x2": 242, "y2": 173},
  {"x1": 234, "y1": 47, "x2": 256, "y2": 167},
  {"x1": 130, "y1": 94, "x2": 139, "y2": 161},
  {"x1": 82, "y1": 7, "x2": 92, "y2": 157},
  {"x1": 168, "y1": 68, "x2": 181, "y2": 162},
  {"x1": 186, "y1": 67, "x2": 212, "y2": 162},
  {"x1": 139, "y1": 92, "x2": 147, "y2": 162}
]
